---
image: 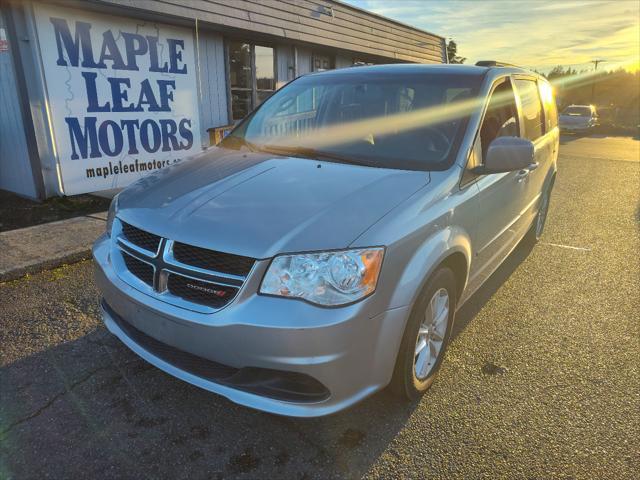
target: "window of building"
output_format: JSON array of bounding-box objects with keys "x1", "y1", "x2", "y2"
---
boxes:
[
  {"x1": 229, "y1": 42, "x2": 275, "y2": 121},
  {"x1": 312, "y1": 53, "x2": 334, "y2": 71},
  {"x1": 514, "y1": 79, "x2": 545, "y2": 141}
]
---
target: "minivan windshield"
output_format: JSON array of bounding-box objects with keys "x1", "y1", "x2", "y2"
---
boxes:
[
  {"x1": 562, "y1": 106, "x2": 592, "y2": 116},
  {"x1": 221, "y1": 71, "x2": 483, "y2": 170}
]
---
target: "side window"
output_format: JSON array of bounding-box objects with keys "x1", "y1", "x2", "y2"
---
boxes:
[
  {"x1": 479, "y1": 80, "x2": 519, "y2": 163},
  {"x1": 462, "y1": 79, "x2": 518, "y2": 183},
  {"x1": 539, "y1": 80, "x2": 558, "y2": 131},
  {"x1": 514, "y1": 79, "x2": 545, "y2": 141}
]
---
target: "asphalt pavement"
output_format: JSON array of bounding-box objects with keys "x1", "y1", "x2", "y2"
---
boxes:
[{"x1": 1, "y1": 135, "x2": 638, "y2": 479}]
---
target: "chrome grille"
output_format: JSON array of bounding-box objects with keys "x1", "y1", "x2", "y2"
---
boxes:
[{"x1": 112, "y1": 219, "x2": 254, "y2": 311}]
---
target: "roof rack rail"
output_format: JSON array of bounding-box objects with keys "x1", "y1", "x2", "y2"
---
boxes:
[{"x1": 475, "y1": 60, "x2": 520, "y2": 68}]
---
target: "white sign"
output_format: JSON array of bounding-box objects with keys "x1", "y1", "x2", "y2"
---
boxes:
[{"x1": 33, "y1": 4, "x2": 201, "y2": 195}]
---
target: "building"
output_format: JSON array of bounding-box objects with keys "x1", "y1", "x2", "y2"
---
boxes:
[{"x1": 0, "y1": 0, "x2": 446, "y2": 199}]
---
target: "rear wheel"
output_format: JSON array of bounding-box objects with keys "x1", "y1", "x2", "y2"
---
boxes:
[
  {"x1": 390, "y1": 267, "x2": 456, "y2": 399},
  {"x1": 525, "y1": 183, "x2": 552, "y2": 244}
]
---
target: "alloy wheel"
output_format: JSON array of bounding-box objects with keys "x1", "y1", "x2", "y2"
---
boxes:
[{"x1": 414, "y1": 288, "x2": 449, "y2": 380}]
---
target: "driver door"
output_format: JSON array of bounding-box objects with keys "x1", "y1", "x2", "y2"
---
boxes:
[{"x1": 465, "y1": 78, "x2": 528, "y2": 293}]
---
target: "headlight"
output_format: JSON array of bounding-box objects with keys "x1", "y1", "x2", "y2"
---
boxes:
[
  {"x1": 260, "y1": 248, "x2": 384, "y2": 306},
  {"x1": 105, "y1": 194, "x2": 119, "y2": 237}
]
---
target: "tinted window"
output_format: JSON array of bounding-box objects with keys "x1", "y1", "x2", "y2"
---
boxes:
[
  {"x1": 223, "y1": 72, "x2": 483, "y2": 171},
  {"x1": 515, "y1": 79, "x2": 544, "y2": 141},
  {"x1": 479, "y1": 80, "x2": 519, "y2": 161}
]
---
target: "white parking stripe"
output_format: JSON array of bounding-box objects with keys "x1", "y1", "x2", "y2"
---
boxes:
[{"x1": 540, "y1": 242, "x2": 591, "y2": 252}]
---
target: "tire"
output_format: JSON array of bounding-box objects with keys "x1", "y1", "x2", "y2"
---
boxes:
[
  {"x1": 389, "y1": 267, "x2": 457, "y2": 400},
  {"x1": 525, "y1": 182, "x2": 552, "y2": 244}
]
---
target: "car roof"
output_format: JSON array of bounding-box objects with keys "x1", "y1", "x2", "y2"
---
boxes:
[{"x1": 307, "y1": 63, "x2": 486, "y2": 77}]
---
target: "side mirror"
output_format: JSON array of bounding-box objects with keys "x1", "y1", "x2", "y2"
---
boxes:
[{"x1": 472, "y1": 136, "x2": 535, "y2": 175}]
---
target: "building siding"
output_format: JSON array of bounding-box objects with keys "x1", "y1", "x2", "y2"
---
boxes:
[
  {"x1": 296, "y1": 46, "x2": 313, "y2": 75},
  {"x1": 335, "y1": 54, "x2": 353, "y2": 69},
  {"x1": 276, "y1": 44, "x2": 293, "y2": 87},
  {"x1": 91, "y1": 0, "x2": 445, "y2": 63},
  {"x1": 197, "y1": 30, "x2": 229, "y2": 138},
  {"x1": 0, "y1": 8, "x2": 38, "y2": 198}
]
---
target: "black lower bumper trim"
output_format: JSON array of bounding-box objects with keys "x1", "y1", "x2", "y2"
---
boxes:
[{"x1": 102, "y1": 300, "x2": 330, "y2": 403}]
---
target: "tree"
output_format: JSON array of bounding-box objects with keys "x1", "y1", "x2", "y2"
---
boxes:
[{"x1": 447, "y1": 40, "x2": 466, "y2": 64}]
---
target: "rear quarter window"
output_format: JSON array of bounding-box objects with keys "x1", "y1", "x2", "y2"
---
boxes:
[{"x1": 539, "y1": 80, "x2": 558, "y2": 130}]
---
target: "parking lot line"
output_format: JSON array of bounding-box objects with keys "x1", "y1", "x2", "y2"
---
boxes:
[{"x1": 540, "y1": 242, "x2": 591, "y2": 252}]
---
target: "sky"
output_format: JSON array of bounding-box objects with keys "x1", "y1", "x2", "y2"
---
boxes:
[{"x1": 342, "y1": 0, "x2": 640, "y2": 73}]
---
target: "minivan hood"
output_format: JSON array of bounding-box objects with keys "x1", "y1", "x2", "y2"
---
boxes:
[{"x1": 117, "y1": 147, "x2": 429, "y2": 259}]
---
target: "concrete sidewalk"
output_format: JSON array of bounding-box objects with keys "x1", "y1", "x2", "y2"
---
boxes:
[{"x1": 0, "y1": 213, "x2": 107, "y2": 282}]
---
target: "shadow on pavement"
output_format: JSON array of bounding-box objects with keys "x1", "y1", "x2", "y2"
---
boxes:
[
  {"x1": 1, "y1": 319, "x2": 418, "y2": 479},
  {"x1": 453, "y1": 239, "x2": 534, "y2": 340},
  {"x1": 559, "y1": 133, "x2": 585, "y2": 144},
  {"x1": 0, "y1": 242, "x2": 535, "y2": 479}
]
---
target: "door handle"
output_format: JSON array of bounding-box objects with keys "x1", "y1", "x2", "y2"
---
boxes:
[
  {"x1": 526, "y1": 162, "x2": 539, "y2": 171},
  {"x1": 516, "y1": 162, "x2": 538, "y2": 182}
]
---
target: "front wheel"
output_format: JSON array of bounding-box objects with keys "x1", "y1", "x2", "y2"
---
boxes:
[{"x1": 389, "y1": 267, "x2": 456, "y2": 400}]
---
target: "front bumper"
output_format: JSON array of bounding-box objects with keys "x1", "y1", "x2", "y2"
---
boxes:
[
  {"x1": 93, "y1": 234, "x2": 409, "y2": 417},
  {"x1": 560, "y1": 123, "x2": 595, "y2": 132}
]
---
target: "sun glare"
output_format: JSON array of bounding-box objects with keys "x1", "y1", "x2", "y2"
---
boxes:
[{"x1": 626, "y1": 60, "x2": 640, "y2": 73}]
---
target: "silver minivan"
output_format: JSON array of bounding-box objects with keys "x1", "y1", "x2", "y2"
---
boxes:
[{"x1": 94, "y1": 63, "x2": 558, "y2": 417}]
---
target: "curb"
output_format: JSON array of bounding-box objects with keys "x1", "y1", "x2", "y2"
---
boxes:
[
  {"x1": 0, "y1": 213, "x2": 107, "y2": 283},
  {"x1": 0, "y1": 250, "x2": 95, "y2": 283}
]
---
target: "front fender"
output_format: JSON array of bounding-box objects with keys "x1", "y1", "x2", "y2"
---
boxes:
[{"x1": 386, "y1": 225, "x2": 472, "y2": 310}]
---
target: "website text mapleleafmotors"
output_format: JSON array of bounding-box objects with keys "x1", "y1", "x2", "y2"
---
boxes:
[{"x1": 85, "y1": 158, "x2": 180, "y2": 179}]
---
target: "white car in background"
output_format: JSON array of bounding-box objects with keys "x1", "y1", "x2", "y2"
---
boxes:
[{"x1": 559, "y1": 104, "x2": 598, "y2": 133}]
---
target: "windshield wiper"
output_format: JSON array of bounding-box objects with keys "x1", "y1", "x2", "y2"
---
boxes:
[{"x1": 260, "y1": 144, "x2": 369, "y2": 167}]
